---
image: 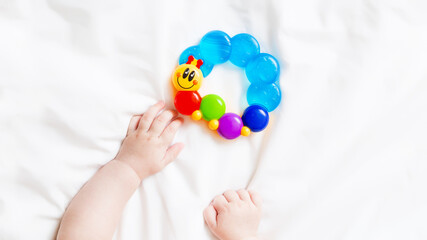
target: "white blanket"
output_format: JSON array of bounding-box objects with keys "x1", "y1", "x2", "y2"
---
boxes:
[{"x1": 1, "y1": 0, "x2": 426, "y2": 239}]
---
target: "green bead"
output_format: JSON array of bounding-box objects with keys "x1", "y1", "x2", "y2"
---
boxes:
[{"x1": 200, "y1": 94, "x2": 226, "y2": 121}]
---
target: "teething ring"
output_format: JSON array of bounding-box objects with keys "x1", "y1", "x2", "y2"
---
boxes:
[{"x1": 172, "y1": 31, "x2": 282, "y2": 140}]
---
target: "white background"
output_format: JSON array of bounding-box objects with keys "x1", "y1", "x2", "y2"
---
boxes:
[{"x1": 0, "y1": 0, "x2": 426, "y2": 239}]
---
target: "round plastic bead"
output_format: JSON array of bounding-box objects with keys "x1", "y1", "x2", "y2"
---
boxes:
[
  {"x1": 191, "y1": 110, "x2": 202, "y2": 120},
  {"x1": 199, "y1": 31, "x2": 232, "y2": 64},
  {"x1": 217, "y1": 113, "x2": 243, "y2": 140},
  {"x1": 179, "y1": 45, "x2": 214, "y2": 77},
  {"x1": 200, "y1": 94, "x2": 226, "y2": 121},
  {"x1": 229, "y1": 33, "x2": 260, "y2": 67},
  {"x1": 245, "y1": 53, "x2": 280, "y2": 84},
  {"x1": 247, "y1": 82, "x2": 281, "y2": 112},
  {"x1": 174, "y1": 91, "x2": 202, "y2": 115},
  {"x1": 208, "y1": 119, "x2": 219, "y2": 130},
  {"x1": 242, "y1": 105, "x2": 269, "y2": 132},
  {"x1": 241, "y1": 126, "x2": 251, "y2": 136}
]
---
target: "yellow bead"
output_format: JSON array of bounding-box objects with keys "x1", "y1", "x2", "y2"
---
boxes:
[
  {"x1": 241, "y1": 126, "x2": 251, "y2": 136},
  {"x1": 191, "y1": 110, "x2": 202, "y2": 121},
  {"x1": 208, "y1": 119, "x2": 219, "y2": 130}
]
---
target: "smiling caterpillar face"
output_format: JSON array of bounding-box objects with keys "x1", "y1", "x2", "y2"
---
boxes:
[{"x1": 172, "y1": 55, "x2": 204, "y2": 91}]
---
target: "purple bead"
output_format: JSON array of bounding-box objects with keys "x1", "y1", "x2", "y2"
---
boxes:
[{"x1": 217, "y1": 113, "x2": 243, "y2": 140}]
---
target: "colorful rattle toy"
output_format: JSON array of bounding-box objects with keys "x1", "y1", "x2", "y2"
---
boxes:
[{"x1": 172, "y1": 30, "x2": 282, "y2": 140}]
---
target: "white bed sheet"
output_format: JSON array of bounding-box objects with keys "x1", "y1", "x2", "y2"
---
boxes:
[{"x1": 1, "y1": 0, "x2": 427, "y2": 239}]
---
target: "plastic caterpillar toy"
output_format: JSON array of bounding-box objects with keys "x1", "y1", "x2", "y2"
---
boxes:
[{"x1": 172, "y1": 31, "x2": 282, "y2": 140}]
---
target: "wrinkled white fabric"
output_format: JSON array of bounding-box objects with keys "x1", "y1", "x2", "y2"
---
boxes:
[{"x1": 1, "y1": 0, "x2": 426, "y2": 239}]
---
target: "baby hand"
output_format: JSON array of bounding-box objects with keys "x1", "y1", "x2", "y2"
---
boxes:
[
  {"x1": 114, "y1": 101, "x2": 184, "y2": 181},
  {"x1": 204, "y1": 189, "x2": 262, "y2": 240}
]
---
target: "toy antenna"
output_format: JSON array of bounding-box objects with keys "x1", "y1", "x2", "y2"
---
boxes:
[
  {"x1": 186, "y1": 55, "x2": 195, "y2": 64},
  {"x1": 196, "y1": 59, "x2": 204, "y2": 68}
]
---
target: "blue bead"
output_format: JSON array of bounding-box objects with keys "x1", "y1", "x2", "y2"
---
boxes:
[
  {"x1": 247, "y1": 82, "x2": 281, "y2": 112},
  {"x1": 179, "y1": 45, "x2": 214, "y2": 77},
  {"x1": 242, "y1": 105, "x2": 269, "y2": 132},
  {"x1": 229, "y1": 33, "x2": 260, "y2": 67},
  {"x1": 199, "y1": 30, "x2": 232, "y2": 64},
  {"x1": 245, "y1": 53, "x2": 280, "y2": 84}
]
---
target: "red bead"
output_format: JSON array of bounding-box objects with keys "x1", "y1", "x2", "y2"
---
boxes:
[{"x1": 174, "y1": 91, "x2": 202, "y2": 115}]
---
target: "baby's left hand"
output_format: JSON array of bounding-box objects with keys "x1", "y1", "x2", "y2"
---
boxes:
[{"x1": 114, "y1": 101, "x2": 184, "y2": 181}]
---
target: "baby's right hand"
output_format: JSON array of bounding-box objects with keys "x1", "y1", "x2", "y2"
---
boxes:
[{"x1": 114, "y1": 101, "x2": 184, "y2": 181}]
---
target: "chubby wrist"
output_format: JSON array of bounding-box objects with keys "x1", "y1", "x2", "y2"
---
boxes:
[{"x1": 109, "y1": 159, "x2": 143, "y2": 185}]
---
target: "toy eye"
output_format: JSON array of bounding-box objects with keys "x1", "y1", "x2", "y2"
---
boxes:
[
  {"x1": 183, "y1": 68, "x2": 190, "y2": 79},
  {"x1": 189, "y1": 71, "x2": 195, "y2": 81}
]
